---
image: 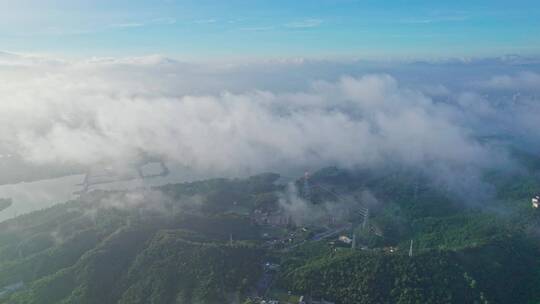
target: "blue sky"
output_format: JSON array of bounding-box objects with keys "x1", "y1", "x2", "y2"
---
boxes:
[{"x1": 1, "y1": 0, "x2": 539, "y2": 59}]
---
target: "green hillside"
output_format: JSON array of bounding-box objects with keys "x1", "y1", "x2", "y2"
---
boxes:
[{"x1": 0, "y1": 164, "x2": 538, "y2": 304}]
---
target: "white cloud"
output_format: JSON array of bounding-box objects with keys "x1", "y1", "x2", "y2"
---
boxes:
[
  {"x1": 0, "y1": 54, "x2": 501, "y2": 177},
  {"x1": 152, "y1": 17, "x2": 177, "y2": 25},
  {"x1": 2, "y1": 53, "x2": 539, "y2": 202},
  {"x1": 108, "y1": 17, "x2": 177, "y2": 29},
  {"x1": 194, "y1": 19, "x2": 217, "y2": 24},
  {"x1": 285, "y1": 19, "x2": 323, "y2": 29},
  {"x1": 239, "y1": 26, "x2": 276, "y2": 32},
  {"x1": 110, "y1": 22, "x2": 145, "y2": 29},
  {"x1": 477, "y1": 71, "x2": 540, "y2": 91}
]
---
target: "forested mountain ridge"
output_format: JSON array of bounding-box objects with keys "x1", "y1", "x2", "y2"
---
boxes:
[{"x1": 0, "y1": 161, "x2": 538, "y2": 304}]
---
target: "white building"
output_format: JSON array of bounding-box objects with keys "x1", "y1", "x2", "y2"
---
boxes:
[{"x1": 338, "y1": 235, "x2": 352, "y2": 244}]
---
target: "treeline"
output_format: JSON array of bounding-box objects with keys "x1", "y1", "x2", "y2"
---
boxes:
[
  {"x1": 278, "y1": 235, "x2": 540, "y2": 304},
  {"x1": 1, "y1": 224, "x2": 263, "y2": 304}
]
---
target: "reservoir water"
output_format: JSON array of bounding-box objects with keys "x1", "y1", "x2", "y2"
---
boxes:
[
  {"x1": 0, "y1": 174, "x2": 84, "y2": 222},
  {"x1": 0, "y1": 165, "x2": 231, "y2": 223}
]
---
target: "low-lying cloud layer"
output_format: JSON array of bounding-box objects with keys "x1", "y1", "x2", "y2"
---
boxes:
[{"x1": 1, "y1": 53, "x2": 539, "y2": 198}]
